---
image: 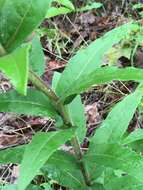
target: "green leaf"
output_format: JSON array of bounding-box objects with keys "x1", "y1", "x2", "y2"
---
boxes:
[
  {"x1": 42, "y1": 150, "x2": 87, "y2": 190},
  {"x1": 56, "y1": 23, "x2": 140, "y2": 100},
  {"x1": 52, "y1": 72, "x2": 86, "y2": 142},
  {"x1": 87, "y1": 165, "x2": 105, "y2": 185},
  {"x1": 60, "y1": 66, "x2": 143, "y2": 102},
  {"x1": 45, "y1": 2, "x2": 102, "y2": 18},
  {"x1": 0, "y1": 185, "x2": 16, "y2": 190},
  {"x1": 88, "y1": 84, "x2": 143, "y2": 147},
  {"x1": 52, "y1": 72, "x2": 61, "y2": 90},
  {"x1": 95, "y1": 168, "x2": 143, "y2": 190},
  {"x1": 101, "y1": 168, "x2": 118, "y2": 187},
  {"x1": 105, "y1": 175, "x2": 143, "y2": 190},
  {"x1": 46, "y1": 0, "x2": 75, "y2": 19},
  {"x1": 0, "y1": 184, "x2": 43, "y2": 190},
  {"x1": 0, "y1": 89, "x2": 60, "y2": 120},
  {"x1": 54, "y1": 0, "x2": 75, "y2": 10},
  {"x1": 84, "y1": 143, "x2": 143, "y2": 184},
  {"x1": 0, "y1": 0, "x2": 5, "y2": 8},
  {"x1": 30, "y1": 35, "x2": 45, "y2": 76},
  {"x1": 51, "y1": 72, "x2": 64, "y2": 127},
  {"x1": 84, "y1": 143, "x2": 140, "y2": 172},
  {"x1": 46, "y1": 7, "x2": 72, "y2": 18},
  {"x1": 123, "y1": 128, "x2": 143, "y2": 145},
  {"x1": 92, "y1": 183, "x2": 105, "y2": 190},
  {"x1": 0, "y1": 145, "x2": 25, "y2": 164},
  {"x1": 122, "y1": 128, "x2": 143, "y2": 153},
  {"x1": 133, "y1": 3, "x2": 143, "y2": 10},
  {"x1": 68, "y1": 96, "x2": 86, "y2": 143},
  {"x1": 18, "y1": 129, "x2": 74, "y2": 190},
  {"x1": 126, "y1": 139, "x2": 143, "y2": 153},
  {"x1": 26, "y1": 185, "x2": 43, "y2": 190},
  {"x1": 0, "y1": 45, "x2": 29, "y2": 95},
  {"x1": 0, "y1": 0, "x2": 52, "y2": 52},
  {"x1": 78, "y1": 2, "x2": 102, "y2": 12}
]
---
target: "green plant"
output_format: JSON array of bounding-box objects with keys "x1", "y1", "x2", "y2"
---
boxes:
[
  {"x1": 1, "y1": 1, "x2": 143, "y2": 190},
  {"x1": 132, "y1": 2, "x2": 143, "y2": 17},
  {"x1": 46, "y1": 0, "x2": 102, "y2": 18}
]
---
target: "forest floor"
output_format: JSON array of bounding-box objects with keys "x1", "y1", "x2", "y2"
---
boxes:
[{"x1": 1, "y1": 0, "x2": 143, "y2": 188}]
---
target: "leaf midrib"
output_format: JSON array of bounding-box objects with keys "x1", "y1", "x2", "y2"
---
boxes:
[
  {"x1": 19, "y1": 132, "x2": 57, "y2": 188},
  {"x1": 5, "y1": 0, "x2": 32, "y2": 49},
  {"x1": 25, "y1": 132, "x2": 57, "y2": 169},
  {"x1": 0, "y1": 100, "x2": 51, "y2": 110},
  {"x1": 58, "y1": 25, "x2": 129, "y2": 95},
  {"x1": 66, "y1": 171, "x2": 84, "y2": 186}
]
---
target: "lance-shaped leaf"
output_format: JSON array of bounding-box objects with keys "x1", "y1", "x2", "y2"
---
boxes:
[
  {"x1": 55, "y1": 0, "x2": 75, "y2": 10},
  {"x1": 88, "y1": 84, "x2": 143, "y2": 148},
  {"x1": 18, "y1": 129, "x2": 74, "y2": 190},
  {"x1": 126, "y1": 139, "x2": 143, "y2": 153},
  {"x1": 52, "y1": 72, "x2": 61, "y2": 90},
  {"x1": 122, "y1": 128, "x2": 143, "y2": 153},
  {"x1": 42, "y1": 150, "x2": 87, "y2": 190},
  {"x1": 98, "y1": 168, "x2": 143, "y2": 190},
  {"x1": 84, "y1": 143, "x2": 142, "y2": 172},
  {"x1": 56, "y1": 23, "x2": 139, "y2": 99},
  {"x1": 105, "y1": 175, "x2": 143, "y2": 190},
  {"x1": 52, "y1": 72, "x2": 86, "y2": 142},
  {"x1": 122, "y1": 128, "x2": 143, "y2": 145},
  {"x1": 67, "y1": 96, "x2": 86, "y2": 143},
  {"x1": 46, "y1": 7, "x2": 72, "y2": 18},
  {"x1": 29, "y1": 35, "x2": 45, "y2": 76},
  {"x1": 92, "y1": 184, "x2": 105, "y2": 190},
  {"x1": 0, "y1": 45, "x2": 29, "y2": 95},
  {"x1": 78, "y1": 2, "x2": 102, "y2": 12},
  {"x1": 83, "y1": 143, "x2": 143, "y2": 184},
  {"x1": 83, "y1": 85, "x2": 143, "y2": 185},
  {"x1": 59, "y1": 66, "x2": 143, "y2": 102},
  {"x1": 46, "y1": 2, "x2": 102, "y2": 18},
  {"x1": 0, "y1": 89, "x2": 60, "y2": 120},
  {"x1": 0, "y1": 0, "x2": 52, "y2": 52},
  {"x1": 0, "y1": 145, "x2": 25, "y2": 164}
]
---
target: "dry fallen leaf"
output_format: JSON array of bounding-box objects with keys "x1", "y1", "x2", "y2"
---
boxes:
[{"x1": 85, "y1": 102, "x2": 101, "y2": 127}]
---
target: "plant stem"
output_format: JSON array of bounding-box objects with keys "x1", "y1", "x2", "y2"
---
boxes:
[
  {"x1": 29, "y1": 70, "x2": 91, "y2": 186},
  {"x1": 28, "y1": 70, "x2": 72, "y2": 126},
  {"x1": 71, "y1": 137, "x2": 91, "y2": 186},
  {"x1": 29, "y1": 70, "x2": 59, "y2": 102}
]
